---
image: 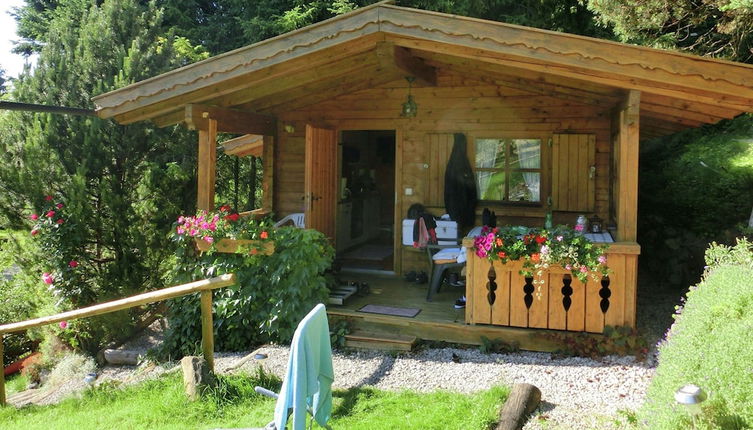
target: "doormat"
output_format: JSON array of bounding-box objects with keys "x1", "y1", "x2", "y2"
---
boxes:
[{"x1": 358, "y1": 304, "x2": 421, "y2": 318}]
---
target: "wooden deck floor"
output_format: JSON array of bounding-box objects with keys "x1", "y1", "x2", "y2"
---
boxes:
[
  {"x1": 330, "y1": 271, "x2": 466, "y2": 323},
  {"x1": 327, "y1": 271, "x2": 561, "y2": 351}
]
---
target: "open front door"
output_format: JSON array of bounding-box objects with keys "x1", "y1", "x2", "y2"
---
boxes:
[{"x1": 304, "y1": 124, "x2": 337, "y2": 240}]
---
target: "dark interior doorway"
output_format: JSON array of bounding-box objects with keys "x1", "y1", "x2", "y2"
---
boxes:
[{"x1": 336, "y1": 130, "x2": 396, "y2": 271}]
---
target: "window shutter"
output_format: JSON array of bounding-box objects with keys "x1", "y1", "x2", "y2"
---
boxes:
[
  {"x1": 426, "y1": 133, "x2": 454, "y2": 207},
  {"x1": 551, "y1": 134, "x2": 596, "y2": 212}
]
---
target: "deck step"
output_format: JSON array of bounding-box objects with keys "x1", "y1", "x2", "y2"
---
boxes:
[{"x1": 344, "y1": 330, "x2": 417, "y2": 352}]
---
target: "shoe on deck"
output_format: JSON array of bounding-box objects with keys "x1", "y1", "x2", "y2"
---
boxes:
[{"x1": 454, "y1": 296, "x2": 466, "y2": 309}]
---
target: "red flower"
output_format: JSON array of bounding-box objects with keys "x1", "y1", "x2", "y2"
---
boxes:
[
  {"x1": 530, "y1": 253, "x2": 540, "y2": 263},
  {"x1": 45, "y1": 195, "x2": 53, "y2": 201},
  {"x1": 495, "y1": 238, "x2": 503, "y2": 247},
  {"x1": 250, "y1": 248, "x2": 258, "y2": 255},
  {"x1": 30, "y1": 214, "x2": 39, "y2": 221},
  {"x1": 492, "y1": 227, "x2": 499, "y2": 234},
  {"x1": 56, "y1": 219, "x2": 64, "y2": 224},
  {"x1": 56, "y1": 203, "x2": 64, "y2": 209},
  {"x1": 31, "y1": 229, "x2": 39, "y2": 236},
  {"x1": 69, "y1": 260, "x2": 78, "y2": 268},
  {"x1": 219, "y1": 205, "x2": 232, "y2": 212},
  {"x1": 260, "y1": 231, "x2": 268, "y2": 239},
  {"x1": 46, "y1": 210, "x2": 55, "y2": 218},
  {"x1": 535, "y1": 235, "x2": 546, "y2": 244},
  {"x1": 224, "y1": 213, "x2": 240, "y2": 222},
  {"x1": 497, "y1": 251, "x2": 506, "y2": 258}
]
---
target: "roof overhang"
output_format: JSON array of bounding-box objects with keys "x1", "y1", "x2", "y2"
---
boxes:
[{"x1": 93, "y1": 2, "x2": 753, "y2": 138}]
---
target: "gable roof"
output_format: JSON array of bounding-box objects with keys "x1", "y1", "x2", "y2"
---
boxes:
[{"x1": 93, "y1": 2, "x2": 753, "y2": 138}]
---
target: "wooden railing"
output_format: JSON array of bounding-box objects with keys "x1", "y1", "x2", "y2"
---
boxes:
[
  {"x1": 464, "y1": 239, "x2": 640, "y2": 333},
  {"x1": 0, "y1": 273, "x2": 236, "y2": 406}
]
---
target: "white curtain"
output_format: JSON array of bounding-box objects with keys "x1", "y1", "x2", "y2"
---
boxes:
[
  {"x1": 475, "y1": 139, "x2": 501, "y2": 200},
  {"x1": 515, "y1": 140, "x2": 541, "y2": 202}
]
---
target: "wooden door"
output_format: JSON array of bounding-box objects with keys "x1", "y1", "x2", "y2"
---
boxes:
[
  {"x1": 551, "y1": 134, "x2": 596, "y2": 212},
  {"x1": 305, "y1": 124, "x2": 337, "y2": 240}
]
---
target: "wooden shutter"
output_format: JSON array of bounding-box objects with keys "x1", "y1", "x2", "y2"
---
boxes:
[
  {"x1": 551, "y1": 134, "x2": 596, "y2": 212},
  {"x1": 425, "y1": 133, "x2": 454, "y2": 207}
]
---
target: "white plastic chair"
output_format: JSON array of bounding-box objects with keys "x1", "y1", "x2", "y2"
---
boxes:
[{"x1": 274, "y1": 213, "x2": 305, "y2": 228}]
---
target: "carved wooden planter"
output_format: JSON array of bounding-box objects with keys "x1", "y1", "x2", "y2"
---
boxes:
[
  {"x1": 464, "y1": 243, "x2": 640, "y2": 334},
  {"x1": 194, "y1": 238, "x2": 275, "y2": 255}
]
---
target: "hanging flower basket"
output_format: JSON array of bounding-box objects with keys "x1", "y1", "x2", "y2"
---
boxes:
[{"x1": 173, "y1": 206, "x2": 276, "y2": 256}]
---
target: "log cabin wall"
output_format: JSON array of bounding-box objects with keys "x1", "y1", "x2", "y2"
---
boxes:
[{"x1": 274, "y1": 70, "x2": 613, "y2": 273}]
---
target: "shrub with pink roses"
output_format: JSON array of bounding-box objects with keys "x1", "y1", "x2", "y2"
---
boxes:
[{"x1": 473, "y1": 225, "x2": 609, "y2": 283}]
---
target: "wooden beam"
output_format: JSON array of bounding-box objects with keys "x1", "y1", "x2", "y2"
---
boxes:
[
  {"x1": 197, "y1": 119, "x2": 217, "y2": 211},
  {"x1": 375, "y1": 42, "x2": 437, "y2": 86},
  {"x1": 221, "y1": 134, "x2": 264, "y2": 157},
  {"x1": 186, "y1": 104, "x2": 276, "y2": 136},
  {"x1": 615, "y1": 90, "x2": 640, "y2": 242}
]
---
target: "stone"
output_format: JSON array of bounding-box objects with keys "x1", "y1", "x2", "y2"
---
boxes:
[{"x1": 181, "y1": 356, "x2": 216, "y2": 401}]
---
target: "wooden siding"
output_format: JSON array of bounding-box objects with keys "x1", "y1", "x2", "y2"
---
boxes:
[{"x1": 274, "y1": 70, "x2": 613, "y2": 272}]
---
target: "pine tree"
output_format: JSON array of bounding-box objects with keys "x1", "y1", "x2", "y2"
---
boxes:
[{"x1": 0, "y1": 0, "x2": 204, "y2": 352}]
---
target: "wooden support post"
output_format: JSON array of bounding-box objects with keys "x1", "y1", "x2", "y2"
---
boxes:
[
  {"x1": 615, "y1": 90, "x2": 640, "y2": 242},
  {"x1": 197, "y1": 118, "x2": 218, "y2": 211},
  {"x1": 200, "y1": 290, "x2": 215, "y2": 372},
  {"x1": 262, "y1": 135, "x2": 275, "y2": 212},
  {"x1": 0, "y1": 335, "x2": 5, "y2": 407}
]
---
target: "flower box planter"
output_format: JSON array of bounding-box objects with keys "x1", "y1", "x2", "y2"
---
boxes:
[{"x1": 194, "y1": 238, "x2": 275, "y2": 255}]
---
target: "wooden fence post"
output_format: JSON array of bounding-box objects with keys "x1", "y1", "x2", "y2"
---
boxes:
[
  {"x1": 200, "y1": 290, "x2": 215, "y2": 372},
  {"x1": 0, "y1": 335, "x2": 5, "y2": 406}
]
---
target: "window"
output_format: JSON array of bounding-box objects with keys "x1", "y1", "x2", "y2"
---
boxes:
[{"x1": 474, "y1": 138, "x2": 542, "y2": 203}]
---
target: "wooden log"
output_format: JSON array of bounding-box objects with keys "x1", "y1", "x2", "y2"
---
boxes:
[
  {"x1": 0, "y1": 335, "x2": 5, "y2": 406},
  {"x1": 200, "y1": 290, "x2": 215, "y2": 372},
  {"x1": 496, "y1": 383, "x2": 541, "y2": 430},
  {"x1": 0, "y1": 274, "x2": 236, "y2": 335}
]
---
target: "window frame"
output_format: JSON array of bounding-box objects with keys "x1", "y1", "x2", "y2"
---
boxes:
[{"x1": 469, "y1": 134, "x2": 550, "y2": 207}]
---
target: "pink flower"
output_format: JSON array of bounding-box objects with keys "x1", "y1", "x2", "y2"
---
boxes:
[
  {"x1": 540, "y1": 245, "x2": 549, "y2": 254},
  {"x1": 46, "y1": 210, "x2": 55, "y2": 218},
  {"x1": 69, "y1": 260, "x2": 78, "y2": 268},
  {"x1": 30, "y1": 214, "x2": 39, "y2": 221},
  {"x1": 580, "y1": 266, "x2": 588, "y2": 273},
  {"x1": 574, "y1": 224, "x2": 584, "y2": 232},
  {"x1": 203, "y1": 236, "x2": 214, "y2": 244},
  {"x1": 56, "y1": 203, "x2": 64, "y2": 209},
  {"x1": 45, "y1": 195, "x2": 53, "y2": 201},
  {"x1": 598, "y1": 255, "x2": 607, "y2": 264},
  {"x1": 178, "y1": 216, "x2": 185, "y2": 224},
  {"x1": 189, "y1": 229, "x2": 199, "y2": 236},
  {"x1": 42, "y1": 273, "x2": 54, "y2": 285},
  {"x1": 31, "y1": 229, "x2": 39, "y2": 236},
  {"x1": 200, "y1": 222, "x2": 210, "y2": 230},
  {"x1": 176, "y1": 226, "x2": 185, "y2": 235},
  {"x1": 59, "y1": 321, "x2": 68, "y2": 329},
  {"x1": 208, "y1": 223, "x2": 217, "y2": 231},
  {"x1": 556, "y1": 235, "x2": 563, "y2": 242},
  {"x1": 565, "y1": 264, "x2": 572, "y2": 271}
]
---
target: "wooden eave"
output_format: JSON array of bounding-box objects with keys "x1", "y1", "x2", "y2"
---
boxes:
[
  {"x1": 221, "y1": 134, "x2": 263, "y2": 157},
  {"x1": 92, "y1": 3, "x2": 753, "y2": 139}
]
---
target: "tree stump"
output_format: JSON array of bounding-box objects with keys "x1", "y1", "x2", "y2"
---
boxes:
[
  {"x1": 496, "y1": 383, "x2": 542, "y2": 430},
  {"x1": 181, "y1": 356, "x2": 216, "y2": 401}
]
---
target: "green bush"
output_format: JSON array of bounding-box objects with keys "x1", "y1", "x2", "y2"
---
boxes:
[
  {"x1": 638, "y1": 114, "x2": 753, "y2": 287},
  {"x1": 640, "y1": 239, "x2": 753, "y2": 429},
  {"x1": 0, "y1": 232, "x2": 54, "y2": 365},
  {"x1": 158, "y1": 224, "x2": 334, "y2": 357}
]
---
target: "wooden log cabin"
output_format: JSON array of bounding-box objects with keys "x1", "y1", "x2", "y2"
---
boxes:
[{"x1": 92, "y1": 2, "x2": 753, "y2": 350}]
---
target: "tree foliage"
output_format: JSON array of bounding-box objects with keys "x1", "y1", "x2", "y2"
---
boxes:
[
  {"x1": 587, "y1": 0, "x2": 753, "y2": 62},
  {"x1": 0, "y1": 0, "x2": 202, "y2": 352}
]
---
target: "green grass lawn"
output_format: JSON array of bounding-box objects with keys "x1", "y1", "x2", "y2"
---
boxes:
[{"x1": 0, "y1": 369, "x2": 508, "y2": 430}]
